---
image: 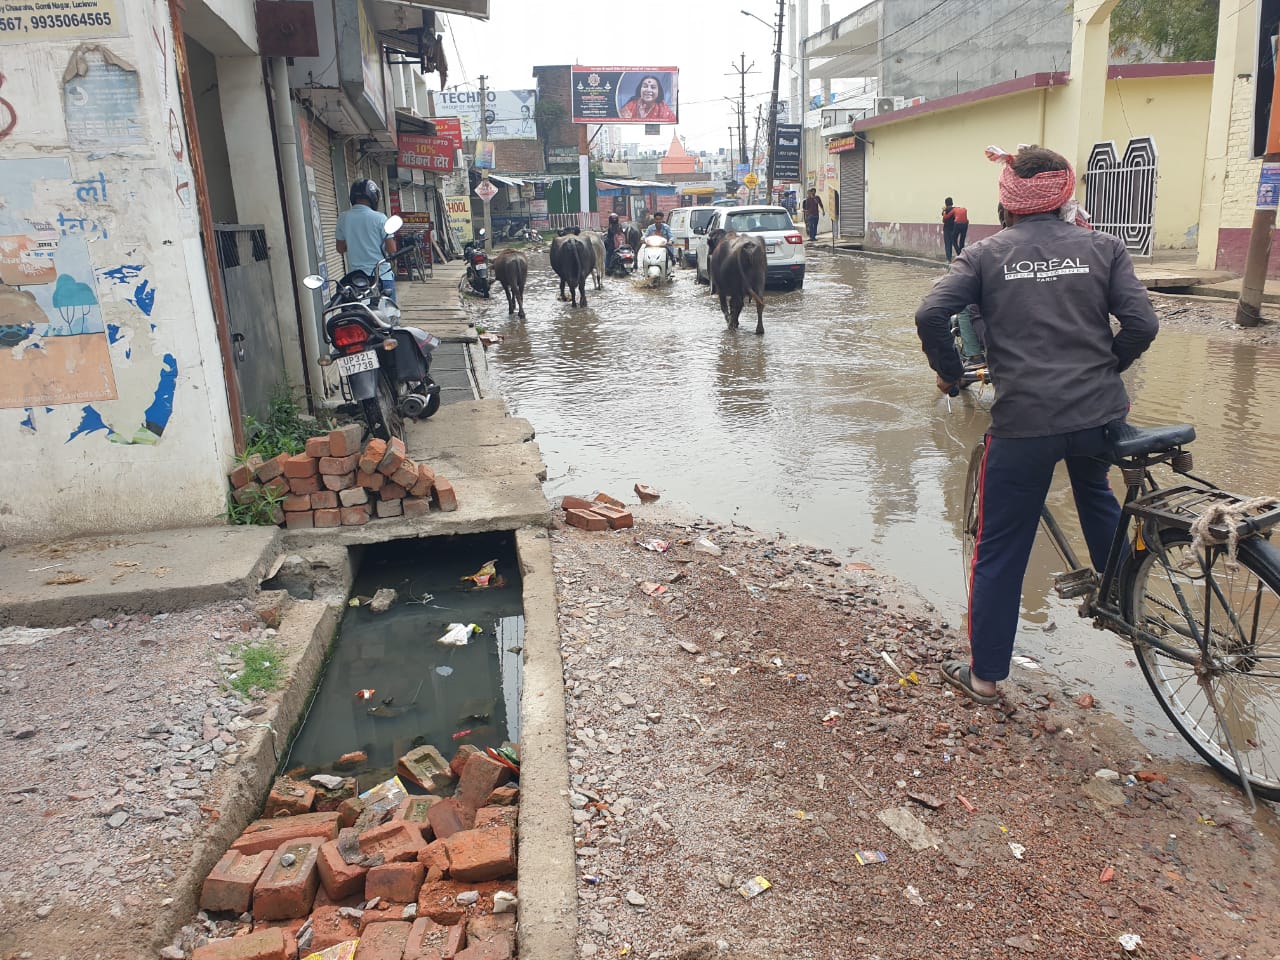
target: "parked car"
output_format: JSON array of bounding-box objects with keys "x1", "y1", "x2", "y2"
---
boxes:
[
  {"x1": 666, "y1": 206, "x2": 719, "y2": 268},
  {"x1": 694, "y1": 204, "x2": 806, "y2": 290}
]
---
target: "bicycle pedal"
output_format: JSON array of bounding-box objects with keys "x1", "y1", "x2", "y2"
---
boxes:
[{"x1": 1053, "y1": 567, "x2": 1098, "y2": 599}]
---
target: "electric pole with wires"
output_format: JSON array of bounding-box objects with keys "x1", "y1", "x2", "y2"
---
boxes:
[{"x1": 726, "y1": 54, "x2": 755, "y2": 167}]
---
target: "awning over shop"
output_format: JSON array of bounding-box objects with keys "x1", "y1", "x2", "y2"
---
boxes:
[
  {"x1": 395, "y1": 109, "x2": 437, "y2": 136},
  {"x1": 375, "y1": 0, "x2": 488, "y2": 20},
  {"x1": 596, "y1": 179, "x2": 678, "y2": 192}
]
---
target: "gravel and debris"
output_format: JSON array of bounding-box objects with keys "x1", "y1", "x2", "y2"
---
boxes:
[
  {"x1": 552, "y1": 514, "x2": 1280, "y2": 959},
  {"x1": 0, "y1": 600, "x2": 285, "y2": 959}
]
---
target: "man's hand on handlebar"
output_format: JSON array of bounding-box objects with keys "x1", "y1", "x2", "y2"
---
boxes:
[{"x1": 936, "y1": 374, "x2": 960, "y2": 397}]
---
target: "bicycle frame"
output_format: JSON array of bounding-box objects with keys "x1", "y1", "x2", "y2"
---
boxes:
[{"x1": 1033, "y1": 445, "x2": 1280, "y2": 808}]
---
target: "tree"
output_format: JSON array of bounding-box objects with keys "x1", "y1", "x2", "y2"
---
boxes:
[{"x1": 1108, "y1": 0, "x2": 1219, "y2": 62}]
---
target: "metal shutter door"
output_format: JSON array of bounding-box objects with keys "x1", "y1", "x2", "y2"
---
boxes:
[
  {"x1": 838, "y1": 148, "x2": 865, "y2": 239},
  {"x1": 310, "y1": 120, "x2": 345, "y2": 283}
]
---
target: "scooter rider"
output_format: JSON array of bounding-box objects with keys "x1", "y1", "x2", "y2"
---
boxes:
[
  {"x1": 643, "y1": 210, "x2": 675, "y2": 268},
  {"x1": 337, "y1": 179, "x2": 398, "y2": 302},
  {"x1": 605, "y1": 213, "x2": 626, "y2": 270}
]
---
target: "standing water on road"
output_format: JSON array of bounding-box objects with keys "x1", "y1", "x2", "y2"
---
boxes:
[
  {"x1": 283, "y1": 533, "x2": 523, "y2": 785},
  {"x1": 477, "y1": 246, "x2": 1280, "y2": 755}
]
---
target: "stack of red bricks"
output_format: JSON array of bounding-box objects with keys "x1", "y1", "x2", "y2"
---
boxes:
[
  {"x1": 227, "y1": 425, "x2": 459, "y2": 530},
  {"x1": 193, "y1": 745, "x2": 518, "y2": 960},
  {"x1": 560, "y1": 493, "x2": 634, "y2": 532}
]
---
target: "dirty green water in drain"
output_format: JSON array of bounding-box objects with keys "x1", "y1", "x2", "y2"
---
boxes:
[{"x1": 283, "y1": 533, "x2": 523, "y2": 786}]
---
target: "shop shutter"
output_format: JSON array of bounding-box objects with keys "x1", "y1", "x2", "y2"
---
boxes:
[
  {"x1": 837, "y1": 147, "x2": 865, "y2": 239},
  {"x1": 310, "y1": 120, "x2": 345, "y2": 283}
]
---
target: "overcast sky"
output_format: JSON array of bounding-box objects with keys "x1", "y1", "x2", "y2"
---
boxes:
[{"x1": 444, "y1": 0, "x2": 844, "y2": 153}]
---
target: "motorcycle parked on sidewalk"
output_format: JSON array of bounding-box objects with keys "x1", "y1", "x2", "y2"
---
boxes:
[
  {"x1": 463, "y1": 229, "x2": 491, "y2": 298},
  {"x1": 605, "y1": 243, "x2": 635, "y2": 278},
  {"x1": 304, "y1": 215, "x2": 441, "y2": 442},
  {"x1": 638, "y1": 234, "x2": 673, "y2": 286}
]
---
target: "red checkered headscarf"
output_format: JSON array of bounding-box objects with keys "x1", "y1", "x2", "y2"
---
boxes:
[{"x1": 986, "y1": 145, "x2": 1091, "y2": 229}]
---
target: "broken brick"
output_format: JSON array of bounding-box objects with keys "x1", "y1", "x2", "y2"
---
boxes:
[
  {"x1": 402, "y1": 497, "x2": 431, "y2": 519},
  {"x1": 454, "y1": 754, "x2": 511, "y2": 815},
  {"x1": 352, "y1": 920, "x2": 411, "y2": 960},
  {"x1": 192, "y1": 927, "x2": 286, "y2": 960},
  {"x1": 359, "y1": 821, "x2": 426, "y2": 864},
  {"x1": 357, "y1": 470, "x2": 385, "y2": 491},
  {"x1": 231, "y1": 812, "x2": 341, "y2": 855},
  {"x1": 410, "y1": 464, "x2": 436, "y2": 498},
  {"x1": 564, "y1": 508, "x2": 607, "y2": 531},
  {"x1": 365, "y1": 861, "x2": 425, "y2": 903},
  {"x1": 425, "y1": 798, "x2": 473, "y2": 841},
  {"x1": 358, "y1": 439, "x2": 387, "y2": 474},
  {"x1": 316, "y1": 837, "x2": 368, "y2": 900},
  {"x1": 263, "y1": 779, "x2": 316, "y2": 818},
  {"x1": 255, "y1": 453, "x2": 289, "y2": 483},
  {"x1": 328, "y1": 423, "x2": 365, "y2": 457},
  {"x1": 444, "y1": 824, "x2": 515, "y2": 882},
  {"x1": 252, "y1": 836, "x2": 324, "y2": 920},
  {"x1": 432, "y1": 477, "x2": 458, "y2": 512},
  {"x1": 320, "y1": 453, "x2": 360, "y2": 476},
  {"x1": 200, "y1": 848, "x2": 273, "y2": 914},
  {"x1": 380, "y1": 482, "x2": 408, "y2": 501}
]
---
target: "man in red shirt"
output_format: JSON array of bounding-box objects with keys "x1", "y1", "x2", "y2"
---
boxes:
[{"x1": 942, "y1": 197, "x2": 969, "y2": 261}]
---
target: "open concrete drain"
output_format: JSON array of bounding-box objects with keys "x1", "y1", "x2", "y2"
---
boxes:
[
  {"x1": 284, "y1": 532, "x2": 524, "y2": 784},
  {"x1": 175, "y1": 531, "x2": 526, "y2": 959}
]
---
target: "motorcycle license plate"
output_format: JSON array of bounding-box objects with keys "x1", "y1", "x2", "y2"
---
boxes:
[
  {"x1": 765, "y1": 244, "x2": 777, "y2": 254},
  {"x1": 336, "y1": 349, "x2": 379, "y2": 376},
  {"x1": 475, "y1": 265, "x2": 488, "y2": 274}
]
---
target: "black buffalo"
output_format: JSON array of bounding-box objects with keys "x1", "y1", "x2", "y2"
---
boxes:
[
  {"x1": 492, "y1": 249, "x2": 527, "y2": 319},
  {"x1": 550, "y1": 233, "x2": 595, "y2": 307},
  {"x1": 707, "y1": 228, "x2": 767, "y2": 335}
]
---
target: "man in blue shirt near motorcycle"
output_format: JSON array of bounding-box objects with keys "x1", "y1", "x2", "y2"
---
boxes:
[
  {"x1": 644, "y1": 210, "x2": 675, "y2": 268},
  {"x1": 337, "y1": 179, "x2": 398, "y2": 302}
]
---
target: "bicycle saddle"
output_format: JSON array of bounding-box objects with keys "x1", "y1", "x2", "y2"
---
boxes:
[{"x1": 1106, "y1": 419, "x2": 1195, "y2": 459}]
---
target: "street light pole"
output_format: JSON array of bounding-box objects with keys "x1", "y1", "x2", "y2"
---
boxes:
[
  {"x1": 744, "y1": 5, "x2": 787, "y2": 201},
  {"x1": 765, "y1": 0, "x2": 785, "y2": 200}
]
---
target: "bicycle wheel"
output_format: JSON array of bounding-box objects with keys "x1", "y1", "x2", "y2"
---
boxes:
[
  {"x1": 1126, "y1": 528, "x2": 1280, "y2": 800},
  {"x1": 960, "y1": 440, "x2": 985, "y2": 597}
]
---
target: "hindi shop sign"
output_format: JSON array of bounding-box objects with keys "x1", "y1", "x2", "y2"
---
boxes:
[
  {"x1": 399, "y1": 133, "x2": 455, "y2": 172},
  {"x1": 571, "y1": 66, "x2": 679, "y2": 125}
]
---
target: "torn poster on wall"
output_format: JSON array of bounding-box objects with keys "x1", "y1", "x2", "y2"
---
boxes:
[
  {"x1": 63, "y1": 45, "x2": 143, "y2": 147},
  {"x1": 0, "y1": 156, "x2": 118, "y2": 408}
]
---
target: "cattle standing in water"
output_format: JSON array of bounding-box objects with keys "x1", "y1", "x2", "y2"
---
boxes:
[
  {"x1": 549, "y1": 232, "x2": 595, "y2": 307},
  {"x1": 492, "y1": 249, "x2": 528, "y2": 319},
  {"x1": 707, "y1": 228, "x2": 768, "y2": 335},
  {"x1": 584, "y1": 232, "x2": 606, "y2": 289}
]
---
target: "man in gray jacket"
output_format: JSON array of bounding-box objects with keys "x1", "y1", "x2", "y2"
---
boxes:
[{"x1": 915, "y1": 144, "x2": 1159, "y2": 704}]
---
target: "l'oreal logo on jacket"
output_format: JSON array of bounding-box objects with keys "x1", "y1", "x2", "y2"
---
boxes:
[{"x1": 1004, "y1": 257, "x2": 1090, "y2": 282}]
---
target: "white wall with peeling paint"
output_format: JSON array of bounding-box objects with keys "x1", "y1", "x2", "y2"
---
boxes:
[{"x1": 0, "y1": 0, "x2": 237, "y2": 543}]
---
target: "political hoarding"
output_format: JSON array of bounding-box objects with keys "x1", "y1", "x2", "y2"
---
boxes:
[
  {"x1": 773, "y1": 123, "x2": 801, "y2": 181},
  {"x1": 571, "y1": 66, "x2": 679, "y2": 125},
  {"x1": 430, "y1": 89, "x2": 537, "y2": 140}
]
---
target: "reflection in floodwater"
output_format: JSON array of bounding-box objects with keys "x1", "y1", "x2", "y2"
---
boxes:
[{"x1": 481, "y1": 249, "x2": 1280, "y2": 756}]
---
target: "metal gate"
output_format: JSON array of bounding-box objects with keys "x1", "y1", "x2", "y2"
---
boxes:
[
  {"x1": 837, "y1": 146, "x2": 865, "y2": 239},
  {"x1": 1084, "y1": 137, "x2": 1157, "y2": 257},
  {"x1": 214, "y1": 225, "x2": 286, "y2": 421}
]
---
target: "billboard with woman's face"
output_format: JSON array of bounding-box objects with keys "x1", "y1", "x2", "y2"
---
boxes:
[{"x1": 571, "y1": 66, "x2": 679, "y2": 124}]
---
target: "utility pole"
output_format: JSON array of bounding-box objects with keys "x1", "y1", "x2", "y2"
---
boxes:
[
  {"x1": 765, "y1": 0, "x2": 786, "y2": 201},
  {"x1": 728, "y1": 126, "x2": 737, "y2": 170},
  {"x1": 1236, "y1": 36, "x2": 1280, "y2": 326},
  {"x1": 478, "y1": 74, "x2": 492, "y2": 252},
  {"x1": 727, "y1": 54, "x2": 755, "y2": 167},
  {"x1": 752, "y1": 103, "x2": 763, "y2": 201}
]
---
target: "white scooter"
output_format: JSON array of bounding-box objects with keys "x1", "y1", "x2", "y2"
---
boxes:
[{"x1": 638, "y1": 234, "x2": 673, "y2": 286}]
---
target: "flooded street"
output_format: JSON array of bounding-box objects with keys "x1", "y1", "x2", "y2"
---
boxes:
[{"x1": 477, "y1": 245, "x2": 1280, "y2": 756}]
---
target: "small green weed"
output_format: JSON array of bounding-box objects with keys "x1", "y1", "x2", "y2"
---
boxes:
[
  {"x1": 230, "y1": 640, "x2": 284, "y2": 697},
  {"x1": 241, "y1": 387, "x2": 332, "y2": 461},
  {"x1": 225, "y1": 483, "x2": 287, "y2": 526}
]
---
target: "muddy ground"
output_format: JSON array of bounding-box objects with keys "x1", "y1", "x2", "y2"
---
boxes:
[
  {"x1": 1149, "y1": 293, "x2": 1280, "y2": 347},
  {"x1": 550, "y1": 513, "x2": 1280, "y2": 960}
]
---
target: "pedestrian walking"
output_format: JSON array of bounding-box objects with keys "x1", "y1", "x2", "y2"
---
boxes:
[
  {"x1": 802, "y1": 188, "x2": 825, "y2": 242},
  {"x1": 941, "y1": 197, "x2": 969, "y2": 261},
  {"x1": 915, "y1": 144, "x2": 1159, "y2": 704}
]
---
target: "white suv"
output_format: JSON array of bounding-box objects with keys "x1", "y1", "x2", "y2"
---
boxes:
[{"x1": 694, "y1": 204, "x2": 805, "y2": 289}]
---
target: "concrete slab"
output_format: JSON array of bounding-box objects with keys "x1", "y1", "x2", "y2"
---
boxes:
[
  {"x1": 407, "y1": 398, "x2": 537, "y2": 453},
  {"x1": 281, "y1": 474, "x2": 551, "y2": 548},
  {"x1": 429, "y1": 440, "x2": 548, "y2": 482},
  {"x1": 0, "y1": 525, "x2": 282, "y2": 627}
]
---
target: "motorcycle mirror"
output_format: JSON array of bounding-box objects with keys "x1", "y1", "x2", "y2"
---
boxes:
[
  {"x1": 384, "y1": 215, "x2": 403, "y2": 234},
  {"x1": 302, "y1": 274, "x2": 325, "y2": 289},
  {"x1": 477, "y1": 228, "x2": 488, "y2": 239}
]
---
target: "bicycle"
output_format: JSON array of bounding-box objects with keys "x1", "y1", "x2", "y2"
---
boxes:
[{"x1": 959, "y1": 421, "x2": 1280, "y2": 806}]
